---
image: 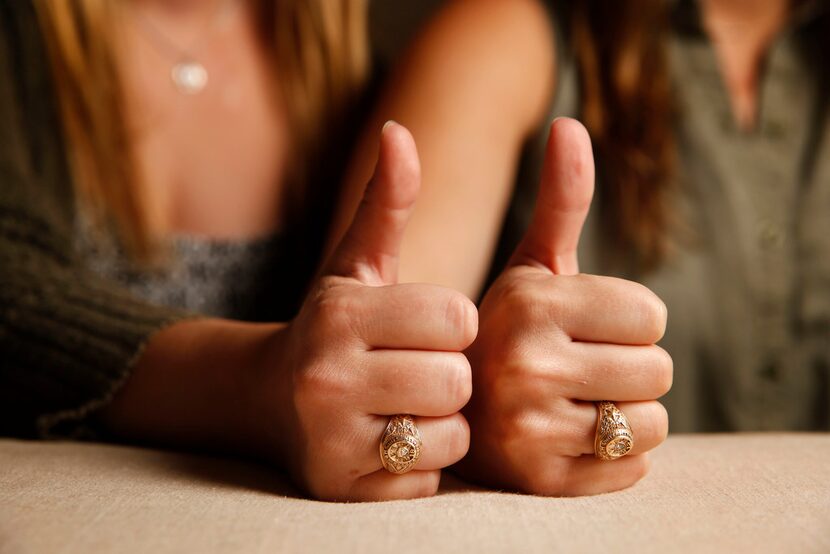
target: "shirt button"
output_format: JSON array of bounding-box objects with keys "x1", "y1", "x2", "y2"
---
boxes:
[
  {"x1": 765, "y1": 120, "x2": 787, "y2": 140},
  {"x1": 758, "y1": 297, "x2": 781, "y2": 315},
  {"x1": 719, "y1": 112, "x2": 733, "y2": 132},
  {"x1": 758, "y1": 362, "x2": 781, "y2": 382},
  {"x1": 758, "y1": 220, "x2": 784, "y2": 249}
]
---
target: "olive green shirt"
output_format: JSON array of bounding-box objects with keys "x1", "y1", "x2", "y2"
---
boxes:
[{"x1": 498, "y1": 0, "x2": 830, "y2": 431}]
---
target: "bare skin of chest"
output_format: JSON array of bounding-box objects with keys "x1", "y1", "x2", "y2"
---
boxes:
[
  {"x1": 119, "y1": 0, "x2": 288, "y2": 239},
  {"x1": 702, "y1": 0, "x2": 791, "y2": 131}
]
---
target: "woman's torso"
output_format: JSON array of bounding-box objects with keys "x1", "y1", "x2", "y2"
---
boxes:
[
  {"x1": 497, "y1": 0, "x2": 830, "y2": 431},
  {"x1": 73, "y1": 2, "x2": 305, "y2": 322},
  {"x1": 119, "y1": 0, "x2": 289, "y2": 239}
]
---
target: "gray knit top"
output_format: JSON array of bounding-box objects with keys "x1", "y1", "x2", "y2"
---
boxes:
[{"x1": 74, "y1": 219, "x2": 283, "y2": 321}]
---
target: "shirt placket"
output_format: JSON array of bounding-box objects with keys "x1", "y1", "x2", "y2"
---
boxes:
[{"x1": 741, "y1": 35, "x2": 809, "y2": 427}]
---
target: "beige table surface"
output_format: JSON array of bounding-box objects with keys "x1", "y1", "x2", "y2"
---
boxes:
[{"x1": 1, "y1": 434, "x2": 829, "y2": 554}]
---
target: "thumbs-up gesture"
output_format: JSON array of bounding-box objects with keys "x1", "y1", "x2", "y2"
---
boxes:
[
  {"x1": 256, "y1": 122, "x2": 476, "y2": 501},
  {"x1": 457, "y1": 118, "x2": 672, "y2": 495}
]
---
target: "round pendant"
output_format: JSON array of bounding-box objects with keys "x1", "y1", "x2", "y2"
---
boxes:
[{"x1": 171, "y1": 61, "x2": 208, "y2": 94}]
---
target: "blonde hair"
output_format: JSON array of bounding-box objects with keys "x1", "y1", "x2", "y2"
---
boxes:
[{"x1": 35, "y1": 0, "x2": 369, "y2": 258}]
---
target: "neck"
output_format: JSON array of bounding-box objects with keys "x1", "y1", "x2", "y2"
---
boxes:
[
  {"x1": 700, "y1": 0, "x2": 792, "y2": 129},
  {"x1": 701, "y1": 0, "x2": 792, "y2": 41}
]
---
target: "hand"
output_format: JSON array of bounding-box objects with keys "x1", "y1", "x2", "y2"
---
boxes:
[
  {"x1": 457, "y1": 118, "x2": 672, "y2": 496},
  {"x1": 258, "y1": 122, "x2": 477, "y2": 501}
]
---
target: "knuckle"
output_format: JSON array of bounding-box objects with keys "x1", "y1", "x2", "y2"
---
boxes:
[
  {"x1": 501, "y1": 409, "x2": 547, "y2": 445},
  {"x1": 652, "y1": 346, "x2": 674, "y2": 397},
  {"x1": 499, "y1": 356, "x2": 536, "y2": 380},
  {"x1": 486, "y1": 334, "x2": 528, "y2": 372},
  {"x1": 632, "y1": 453, "x2": 652, "y2": 481},
  {"x1": 494, "y1": 410, "x2": 523, "y2": 446},
  {"x1": 444, "y1": 292, "x2": 478, "y2": 347},
  {"x1": 445, "y1": 354, "x2": 473, "y2": 409},
  {"x1": 652, "y1": 403, "x2": 670, "y2": 443},
  {"x1": 444, "y1": 414, "x2": 471, "y2": 464},
  {"x1": 549, "y1": 354, "x2": 586, "y2": 389},
  {"x1": 294, "y1": 363, "x2": 350, "y2": 410},
  {"x1": 572, "y1": 272, "x2": 599, "y2": 288},
  {"x1": 559, "y1": 412, "x2": 592, "y2": 456},
  {"x1": 312, "y1": 288, "x2": 362, "y2": 339},
  {"x1": 495, "y1": 275, "x2": 543, "y2": 321},
  {"x1": 488, "y1": 323, "x2": 564, "y2": 376},
  {"x1": 607, "y1": 277, "x2": 667, "y2": 343},
  {"x1": 637, "y1": 402, "x2": 669, "y2": 446},
  {"x1": 416, "y1": 471, "x2": 441, "y2": 498},
  {"x1": 652, "y1": 298, "x2": 669, "y2": 339},
  {"x1": 484, "y1": 367, "x2": 518, "y2": 404},
  {"x1": 572, "y1": 273, "x2": 607, "y2": 297},
  {"x1": 292, "y1": 371, "x2": 318, "y2": 409},
  {"x1": 639, "y1": 289, "x2": 668, "y2": 341},
  {"x1": 294, "y1": 367, "x2": 322, "y2": 400},
  {"x1": 501, "y1": 354, "x2": 569, "y2": 394}
]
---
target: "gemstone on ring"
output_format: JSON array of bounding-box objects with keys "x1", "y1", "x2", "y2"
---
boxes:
[{"x1": 605, "y1": 435, "x2": 633, "y2": 458}]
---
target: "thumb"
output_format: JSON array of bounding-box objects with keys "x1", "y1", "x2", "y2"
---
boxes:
[
  {"x1": 509, "y1": 117, "x2": 595, "y2": 275},
  {"x1": 324, "y1": 121, "x2": 420, "y2": 285}
]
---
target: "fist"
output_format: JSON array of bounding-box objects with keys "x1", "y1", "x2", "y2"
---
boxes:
[
  {"x1": 262, "y1": 123, "x2": 476, "y2": 501},
  {"x1": 458, "y1": 118, "x2": 672, "y2": 495}
]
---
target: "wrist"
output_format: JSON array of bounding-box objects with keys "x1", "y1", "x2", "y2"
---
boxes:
[
  {"x1": 98, "y1": 319, "x2": 288, "y2": 461},
  {"x1": 240, "y1": 322, "x2": 296, "y2": 468}
]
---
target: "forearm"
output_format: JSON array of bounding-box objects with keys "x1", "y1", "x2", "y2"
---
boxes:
[
  {"x1": 330, "y1": 0, "x2": 556, "y2": 299},
  {"x1": 97, "y1": 318, "x2": 287, "y2": 462}
]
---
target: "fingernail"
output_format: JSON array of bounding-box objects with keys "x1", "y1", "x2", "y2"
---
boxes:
[{"x1": 383, "y1": 120, "x2": 397, "y2": 131}]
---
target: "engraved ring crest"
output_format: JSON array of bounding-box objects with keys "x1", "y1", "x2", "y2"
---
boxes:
[{"x1": 380, "y1": 415, "x2": 422, "y2": 474}]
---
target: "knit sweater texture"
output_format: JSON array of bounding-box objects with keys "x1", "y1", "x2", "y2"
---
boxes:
[{"x1": 0, "y1": 2, "x2": 190, "y2": 439}]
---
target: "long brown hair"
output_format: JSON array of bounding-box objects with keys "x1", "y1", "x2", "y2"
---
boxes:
[
  {"x1": 572, "y1": 0, "x2": 675, "y2": 270},
  {"x1": 35, "y1": 0, "x2": 369, "y2": 259}
]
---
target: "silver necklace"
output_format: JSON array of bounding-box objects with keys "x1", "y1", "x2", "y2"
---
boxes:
[{"x1": 131, "y1": 1, "x2": 236, "y2": 95}]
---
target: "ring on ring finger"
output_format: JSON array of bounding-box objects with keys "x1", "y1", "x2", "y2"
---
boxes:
[
  {"x1": 379, "y1": 414, "x2": 422, "y2": 474},
  {"x1": 594, "y1": 401, "x2": 634, "y2": 460}
]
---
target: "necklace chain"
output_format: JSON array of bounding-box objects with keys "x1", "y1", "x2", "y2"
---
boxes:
[{"x1": 129, "y1": 0, "x2": 237, "y2": 94}]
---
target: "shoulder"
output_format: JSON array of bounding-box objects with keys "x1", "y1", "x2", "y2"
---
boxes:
[
  {"x1": 395, "y1": 0, "x2": 558, "y2": 129},
  {"x1": 424, "y1": 0, "x2": 555, "y2": 43},
  {"x1": 416, "y1": 0, "x2": 557, "y2": 81}
]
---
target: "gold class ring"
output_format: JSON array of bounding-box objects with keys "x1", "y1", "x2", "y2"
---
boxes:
[
  {"x1": 594, "y1": 401, "x2": 634, "y2": 460},
  {"x1": 379, "y1": 414, "x2": 422, "y2": 474}
]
